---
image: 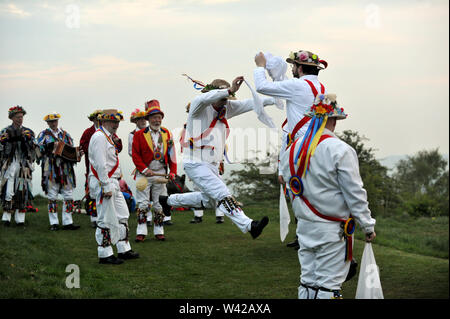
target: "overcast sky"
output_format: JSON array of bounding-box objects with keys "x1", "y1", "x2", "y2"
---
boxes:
[{"x1": 1, "y1": 0, "x2": 448, "y2": 197}]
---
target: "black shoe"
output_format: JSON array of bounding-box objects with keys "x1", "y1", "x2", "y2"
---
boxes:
[
  {"x1": 50, "y1": 224, "x2": 59, "y2": 231},
  {"x1": 16, "y1": 222, "x2": 25, "y2": 227},
  {"x1": 159, "y1": 195, "x2": 172, "y2": 216},
  {"x1": 163, "y1": 220, "x2": 173, "y2": 226},
  {"x1": 99, "y1": 255, "x2": 124, "y2": 265},
  {"x1": 62, "y1": 224, "x2": 80, "y2": 230},
  {"x1": 249, "y1": 216, "x2": 269, "y2": 239},
  {"x1": 118, "y1": 250, "x2": 140, "y2": 260},
  {"x1": 3, "y1": 221, "x2": 11, "y2": 227},
  {"x1": 216, "y1": 216, "x2": 224, "y2": 224},
  {"x1": 286, "y1": 238, "x2": 299, "y2": 248},
  {"x1": 190, "y1": 216, "x2": 203, "y2": 224}
]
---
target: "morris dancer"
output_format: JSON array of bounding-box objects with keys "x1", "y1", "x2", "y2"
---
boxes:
[
  {"x1": 160, "y1": 76, "x2": 274, "y2": 239},
  {"x1": 254, "y1": 50, "x2": 328, "y2": 248},
  {"x1": 80, "y1": 110, "x2": 123, "y2": 228},
  {"x1": 89, "y1": 109, "x2": 139, "y2": 264},
  {"x1": 37, "y1": 112, "x2": 81, "y2": 231},
  {"x1": 279, "y1": 94, "x2": 376, "y2": 299},
  {"x1": 80, "y1": 110, "x2": 103, "y2": 228},
  {"x1": 132, "y1": 100, "x2": 177, "y2": 242},
  {"x1": 1, "y1": 106, "x2": 38, "y2": 226},
  {"x1": 254, "y1": 50, "x2": 328, "y2": 182},
  {"x1": 180, "y1": 104, "x2": 225, "y2": 225}
]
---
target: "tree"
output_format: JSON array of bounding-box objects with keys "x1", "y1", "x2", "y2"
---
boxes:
[
  {"x1": 336, "y1": 130, "x2": 400, "y2": 217},
  {"x1": 226, "y1": 150, "x2": 279, "y2": 203},
  {"x1": 393, "y1": 149, "x2": 449, "y2": 217}
]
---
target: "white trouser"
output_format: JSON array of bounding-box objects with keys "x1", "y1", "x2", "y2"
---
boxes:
[
  {"x1": 168, "y1": 162, "x2": 252, "y2": 233},
  {"x1": 2, "y1": 160, "x2": 26, "y2": 223},
  {"x1": 135, "y1": 170, "x2": 167, "y2": 236},
  {"x1": 2, "y1": 210, "x2": 25, "y2": 223},
  {"x1": 4, "y1": 160, "x2": 20, "y2": 201},
  {"x1": 89, "y1": 176, "x2": 132, "y2": 258},
  {"x1": 191, "y1": 182, "x2": 223, "y2": 218},
  {"x1": 193, "y1": 207, "x2": 224, "y2": 218},
  {"x1": 47, "y1": 181, "x2": 74, "y2": 226},
  {"x1": 296, "y1": 218, "x2": 351, "y2": 299}
]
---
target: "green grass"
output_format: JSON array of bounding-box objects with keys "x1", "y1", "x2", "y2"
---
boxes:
[{"x1": 0, "y1": 200, "x2": 448, "y2": 299}]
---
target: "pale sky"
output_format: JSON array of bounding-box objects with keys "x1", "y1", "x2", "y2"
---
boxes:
[{"x1": 1, "y1": 0, "x2": 448, "y2": 197}]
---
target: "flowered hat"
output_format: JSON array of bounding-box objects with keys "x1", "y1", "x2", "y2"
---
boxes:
[
  {"x1": 182, "y1": 74, "x2": 236, "y2": 100},
  {"x1": 286, "y1": 50, "x2": 328, "y2": 70},
  {"x1": 88, "y1": 109, "x2": 103, "y2": 121},
  {"x1": 145, "y1": 100, "x2": 164, "y2": 118},
  {"x1": 43, "y1": 112, "x2": 61, "y2": 122},
  {"x1": 305, "y1": 94, "x2": 347, "y2": 120},
  {"x1": 8, "y1": 105, "x2": 26, "y2": 119},
  {"x1": 201, "y1": 79, "x2": 236, "y2": 100},
  {"x1": 130, "y1": 108, "x2": 147, "y2": 123},
  {"x1": 97, "y1": 109, "x2": 124, "y2": 122}
]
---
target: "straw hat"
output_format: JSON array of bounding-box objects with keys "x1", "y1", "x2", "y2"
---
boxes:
[
  {"x1": 286, "y1": 50, "x2": 328, "y2": 70},
  {"x1": 304, "y1": 94, "x2": 347, "y2": 120},
  {"x1": 130, "y1": 108, "x2": 147, "y2": 123},
  {"x1": 43, "y1": 112, "x2": 61, "y2": 122},
  {"x1": 201, "y1": 79, "x2": 236, "y2": 100},
  {"x1": 97, "y1": 109, "x2": 124, "y2": 122},
  {"x1": 88, "y1": 109, "x2": 103, "y2": 121}
]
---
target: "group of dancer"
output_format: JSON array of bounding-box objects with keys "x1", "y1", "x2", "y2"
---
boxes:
[{"x1": 0, "y1": 48, "x2": 376, "y2": 298}]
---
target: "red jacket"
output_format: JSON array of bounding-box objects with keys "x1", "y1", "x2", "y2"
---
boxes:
[{"x1": 132, "y1": 126, "x2": 177, "y2": 175}]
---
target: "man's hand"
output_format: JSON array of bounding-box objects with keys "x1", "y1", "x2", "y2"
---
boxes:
[
  {"x1": 278, "y1": 175, "x2": 285, "y2": 185},
  {"x1": 230, "y1": 76, "x2": 244, "y2": 94},
  {"x1": 255, "y1": 52, "x2": 266, "y2": 68},
  {"x1": 168, "y1": 172, "x2": 176, "y2": 180},
  {"x1": 103, "y1": 191, "x2": 113, "y2": 199},
  {"x1": 365, "y1": 231, "x2": 376, "y2": 242},
  {"x1": 144, "y1": 169, "x2": 155, "y2": 177}
]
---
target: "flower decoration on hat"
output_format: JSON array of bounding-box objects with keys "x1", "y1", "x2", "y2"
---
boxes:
[
  {"x1": 305, "y1": 94, "x2": 347, "y2": 119},
  {"x1": 8, "y1": 105, "x2": 27, "y2": 119},
  {"x1": 43, "y1": 112, "x2": 61, "y2": 122},
  {"x1": 98, "y1": 110, "x2": 124, "y2": 122},
  {"x1": 287, "y1": 50, "x2": 328, "y2": 69},
  {"x1": 130, "y1": 108, "x2": 147, "y2": 123},
  {"x1": 88, "y1": 109, "x2": 103, "y2": 121}
]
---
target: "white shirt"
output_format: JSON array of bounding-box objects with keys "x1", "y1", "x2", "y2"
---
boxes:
[
  {"x1": 183, "y1": 89, "x2": 274, "y2": 165},
  {"x1": 253, "y1": 67, "x2": 327, "y2": 140},
  {"x1": 280, "y1": 128, "x2": 376, "y2": 234},
  {"x1": 89, "y1": 126, "x2": 122, "y2": 193},
  {"x1": 128, "y1": 130, "x2": 135, "y2": 157}
]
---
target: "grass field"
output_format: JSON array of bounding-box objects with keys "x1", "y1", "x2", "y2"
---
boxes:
[{"x1": 0, "y1": 199, "x2": 448, "y2": 299}]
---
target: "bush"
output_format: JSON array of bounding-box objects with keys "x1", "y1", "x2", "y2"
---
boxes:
[{"x1": 404, "y1": 194, "x2": 445, "y2": 217}]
